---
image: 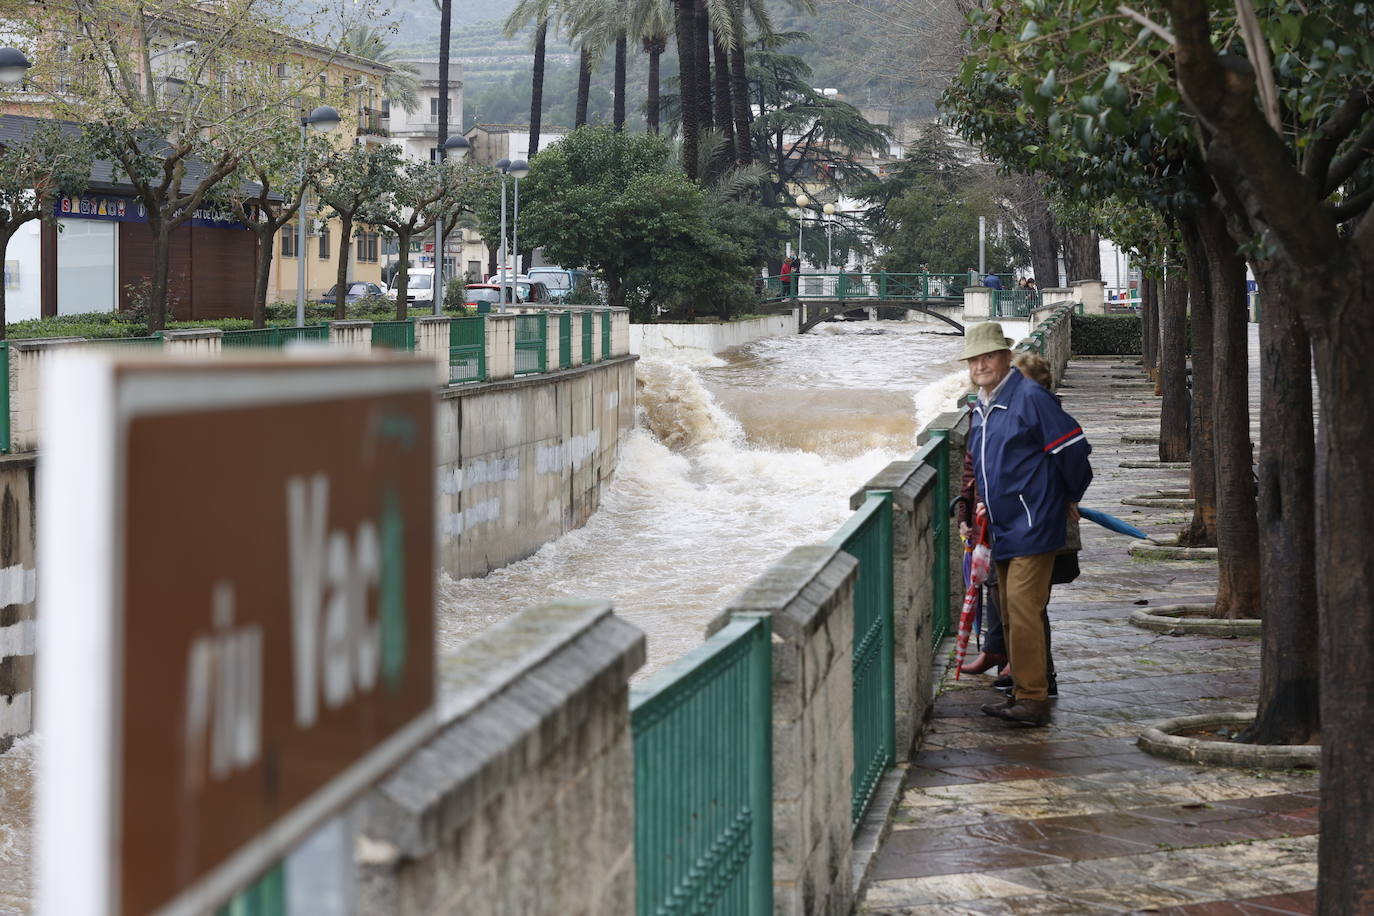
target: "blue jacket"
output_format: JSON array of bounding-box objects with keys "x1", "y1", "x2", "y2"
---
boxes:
[{"x1": 969, "y1": 369, "x2": 1093, "y2": 561}]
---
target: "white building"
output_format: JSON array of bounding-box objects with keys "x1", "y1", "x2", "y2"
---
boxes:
[{"x1": 386, "y1": 59, "x2": 464, "y2": 163}]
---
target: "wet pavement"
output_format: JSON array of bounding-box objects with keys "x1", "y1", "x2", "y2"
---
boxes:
[{"x1": 859, "y1": 356, "x2": 1319, "y2": 915}]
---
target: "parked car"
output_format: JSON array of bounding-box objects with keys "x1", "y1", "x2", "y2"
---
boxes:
[
  {"x1": 526, "y1": 267, "x2": 590, "y2": 303},
  {"x1": 462, "y1": 284, "x2": 507, "y2": 313},
  {"x1": 321, "y1": 281, "x2": 385, "y2": 304},
  {"x1": 515, "y1": 280, "x2": 552, "y2": 304},
  {"x1": 385, "y1": 268, "x2": 435, "y2": 306}
]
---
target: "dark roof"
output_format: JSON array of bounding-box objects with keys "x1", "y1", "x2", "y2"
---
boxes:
[{"x1": 0, "y1": 113, "x2": 281, "y2": 200}]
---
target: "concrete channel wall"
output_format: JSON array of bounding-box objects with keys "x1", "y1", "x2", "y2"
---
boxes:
[
  {"x1": 0, "y1": 455, "x2": 36, "y2": 753},
  {"x1": 630, "y1": 310, "x2": 800, "y2": 357}
]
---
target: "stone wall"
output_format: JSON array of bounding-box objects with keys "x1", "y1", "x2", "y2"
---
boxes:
[
  {"x1": 0, "y1": 455, "x2": 36, "y2": 752},
  {"x1": 630, "y1": 311, "x2": 800, "y2": 358},
  {"x1": 436, "y1": 355, "x2": 636, "y2": 579},
  {"x1": 358, "y1": 599, "x2": 644, "y2": 915},
  {"x1": 709, "y1": 545, "x2": 858, "y2": 916}
]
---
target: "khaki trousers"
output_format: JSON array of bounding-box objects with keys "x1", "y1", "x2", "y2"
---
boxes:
[{"x1": 996, "y1": 552, "x2": 1056, "y2": 701}]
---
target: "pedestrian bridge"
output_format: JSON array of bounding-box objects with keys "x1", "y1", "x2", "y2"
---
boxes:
[{"x1": 758, "y1": 272, "x2": 1038, "y2": 333}]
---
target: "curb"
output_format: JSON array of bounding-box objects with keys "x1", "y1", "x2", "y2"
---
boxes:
[
  {"x1": 1120, "y1": 460, "x2": 1190, "y2": 469},
  {"x1": 1128, "y1": 604, "x2": 1260, "y2": 637},
  {"x1": 1128, "y1": 539, "x2": 1218, "y2": 561},
  {"x1": 1138, "y1": 712, "x2": 1319, "y2": 769},
  {"x1": 1121, "y1": 433, "x2": 1161, "y2": 444},
  {"x1": 1122, "y1": 496, "x2": 1195, "y2": 509}
]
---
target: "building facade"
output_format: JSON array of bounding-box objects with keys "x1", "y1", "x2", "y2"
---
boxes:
[{"x1": 386, "y1": 59, "x2": 464, "y2": 163}]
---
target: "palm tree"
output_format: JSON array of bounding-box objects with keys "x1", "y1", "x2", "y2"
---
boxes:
[
  {"x1": 564, "y1": 0, "x2": 630, "y2": 131},
  {"x1": 627, "y1": 0, "x2": 672, "y2": 132},
  {"x1": 339, "y1": 25, "x2": 421, "y2": 114},
  {"x1": 504, "y1": 0, "x2": 559, "y2": 154}
]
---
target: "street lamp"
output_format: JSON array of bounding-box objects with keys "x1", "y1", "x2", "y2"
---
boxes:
[
  {"x1": 433, "y1": 133, "x2": 470, "y2": 315},
  {"x1": 495, "y1": 158, "x2": 511, "y2": 306},
  {"x1": 297, "y1": 105, "x2": 340, "y2": 327},
  {"x1": 0, "y1": 48, "x2": 32, "y2": 86},
  {"x1": 508, "y1": 159, "x2": 529, "y2": 303},
  {"x1": 823, "y1": 202, "x2": 836, "y2": 272}
]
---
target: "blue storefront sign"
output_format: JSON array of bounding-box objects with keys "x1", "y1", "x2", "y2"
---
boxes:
[{"x1": 54, "y1": 194, "x2": 247, "y2": 229}]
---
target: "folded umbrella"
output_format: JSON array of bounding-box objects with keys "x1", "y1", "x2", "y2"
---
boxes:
[
  {"x1": 1078, "y1": 506, "x2": 1149, "y2": 541},
  {"x1": 954, "y1": 514, "x2": 992, "y2": 681}
]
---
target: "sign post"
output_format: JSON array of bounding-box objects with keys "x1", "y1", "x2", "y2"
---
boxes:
[{"x1": 37, "y1": 354, "x2": 437, "y2": 916}]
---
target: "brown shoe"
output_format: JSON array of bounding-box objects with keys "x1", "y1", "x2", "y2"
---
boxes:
[
  {"x1": 980, "y1": 695, "x2": 1015, "y2": 717},
  {"x1": 961, "y1": 652, "x2": 1007, "y2": 675},
  {"x1": 996, "y1": 698, "x2": 1051, "y2": 727}
]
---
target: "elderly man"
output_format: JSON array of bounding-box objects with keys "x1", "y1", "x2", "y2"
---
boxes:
[{"x1": 963, "y1": 322, "x2": 1092, "y2": 726}]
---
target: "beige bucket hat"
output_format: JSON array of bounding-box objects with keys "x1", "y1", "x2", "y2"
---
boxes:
[{"x1": 961, "y1": 321, "x2": 1014, "y2": 360}]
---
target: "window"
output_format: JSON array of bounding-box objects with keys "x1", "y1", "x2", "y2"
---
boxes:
[
  {"x1": 428, "y1": 97, "x2": 451, "y2": 123},
  {"x1": 356, "y1": 232, "x2": 379, "y2": 263},
  {"x1": 318, "y1": 227, "x2": 330, "y2": 260},
  {"x1": 318, "y1": 73, "x2": 327, "y2": 100},
  {"x1": 467, "y1": 260, "x2": 481, "y2": 282},
  {"x1": 281, "y1": 225, "x2": 297, "y2": 258}
]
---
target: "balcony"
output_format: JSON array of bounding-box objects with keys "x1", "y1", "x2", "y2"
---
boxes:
[{"x1": 357, "y1": 106, "x2": 389, "y2": 138}]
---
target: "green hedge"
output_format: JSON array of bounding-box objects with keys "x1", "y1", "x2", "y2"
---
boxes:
[{"x1": 1071, "y1": 314, "x2": 1142, "y2": 355}]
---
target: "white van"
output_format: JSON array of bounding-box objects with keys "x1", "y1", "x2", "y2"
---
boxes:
[{"x1": 385, "y1": 268, "x2": 435, "y2": 307}]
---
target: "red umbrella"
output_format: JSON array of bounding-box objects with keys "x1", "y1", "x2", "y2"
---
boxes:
[{"x1": 954, "y1": 512, "x2": 992, "y2": 680}]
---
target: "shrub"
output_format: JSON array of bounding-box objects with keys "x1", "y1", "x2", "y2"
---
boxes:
[{"x1": 1071, "y1": 314, "x2": 1141, "y2": 355}]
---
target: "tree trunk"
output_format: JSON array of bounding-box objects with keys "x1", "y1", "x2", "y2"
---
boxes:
[
  {"x1": 1061, "y1": 229, "x2": 1100, "y2": 282},
  {"x1": 1142, "y1": 274, "x2": 1158, "y2": 381},
  {"x1": 575, "y1": 46, "x2": 592, "y2": 127},
  {"x1": 334, "y1": 212, "x2": 353, "y2": 321},
  {"x1": 393, "y1": 231, "x2": 410, "y2": 320},
  {"x1": 1178, "y1": 216, "x2": 1217, "y2": 548},
  {"x1": 1159, "y1": 254, "x2": 1190, "y2": 462},
  {"x1": 486, "y1": 242, "x2": 497, "y2": 281},
  {"x1": 613, "y1": 32, "x2": 627, "y2": 131},
  {"x1": 1197, "y1": 207, "x2": 1260, "y2": 617},
  {"x1": 148, "y1": 219, "x2": 172, "y2": 332},
  {"x1": 252, "y1": 226, "x2": 274, "y2": 329},
  {"x1": 728, "y1": 15, "x2": 752, "y2": 165},
  {"x1": 645, "y1": 38, "x2": 663, "y2": 133},
  {"x1": 438, "y1": 0, "x2": 453, "y2": 144},
  {"x1": 693, "y1": 0, "x2": 713, "y2": 131},
  {"x1": 1309, "y1": 270, "x2": 1374, "y2": 915},
  {"x1": 712, "y1": 34, "x2": 733, "y2": 152},
  {"x1": 1023, "y1": 179, "x2": 1060, "y2": 288},
  {"x1": 529, "y1": 18, "x2": 547, "y2": 154},
  {"x1": 674, "y1": 0, "x2": 699, "y2": 179},
  {"x1": 1237, "y1": 263, "x2": 1318, "y2": 745}
]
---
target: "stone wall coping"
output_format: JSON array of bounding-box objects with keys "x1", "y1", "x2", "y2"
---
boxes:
[
  {"x1": 363, "y1": 598, "x2": 645, "y2": 859},
  {"x1": 485, "y1": 311, "x2": 519, "y2": 322},
  {"x1": 850, "y1": 461, "x2": 937, "y2": 512},
  {"x1": 1071, "y1": 279, "x2": 1105, "y2": 287},
  {"x1": 413, "y1": 315, "x2": 450, "y2": 325},
  {"x1": 711, "y1": 544, "x2": 858, "y2": 643},
  {"x1": 329, "y1": 320, "x2": 373, "y2": 329},
  {"x1": 918, "y1": 408, "x2": 971, "y2": 444},
  {"x1": 160, "y1": 327, "x2": 222, "y2": 339},
  {"x1": 0, "y1": 452, "x2": 36, "y2": 470},
  {"x1": 438, "y1": 353, "x2": 638, "y2": 400},
  {"x1": 9, "y1": 337, "x2": 84, "y2": 351}
]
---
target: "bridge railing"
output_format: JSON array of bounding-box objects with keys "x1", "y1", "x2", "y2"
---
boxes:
[
  {"x1": 759, "y1": 272, "x2": 985, "y2": 303},
  {"x1": 631, "y1": 614, "x2": 773, "y2": 916},
  {"x1": 992, "y1": 288, "x2": 1038, "y2": 318}
]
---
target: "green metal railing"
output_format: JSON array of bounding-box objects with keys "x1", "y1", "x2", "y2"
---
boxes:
[
  {"x1": 581, "y1": 311, "x2": 594, "y2": 364},
  {"x1": 631, "y1": 615, "x2": 773, "y2": 916},
  {"x1": 601, "y1": 309, "x2": 612, "y2": 359},
  {"x1": 993, "y1": 288, "x2": 1037, "y2": 318},
  {"x1": 221, "y1": 326, "x2": 329, "y2": 349},
  {"x1": 761, "y1": 272, "x2": 1009, "y2": 302},
  {"x1": 449, "y1": 316, "x2": 485, "y2": 383},
  {"x1": 371, "y1": 319, "x2": 415, "y2": 351},
  {"x1": 828, "y1": 489, "x2": 895, "y2": 828},
  {"x1": 514, "y1": 313, "x2": 547, "y2": 375},
  {"x1": 0, "y1": 342, "x2": 9, "y2": 455},
  {"x1": 914, "y1": 431, "x2": 952, "y2": 657},
  {"x1": 559, "y1": 312, "x2": 572, "y2": 368}
]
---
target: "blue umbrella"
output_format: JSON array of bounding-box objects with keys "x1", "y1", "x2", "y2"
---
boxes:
[{"x1": 1079, "y1": 506, "x2": 1150, "y2": 540}]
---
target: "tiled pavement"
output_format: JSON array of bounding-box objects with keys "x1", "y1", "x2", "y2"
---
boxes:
[{"x1": 859, "y1": 355, "x2": 1319, "y2": 916}]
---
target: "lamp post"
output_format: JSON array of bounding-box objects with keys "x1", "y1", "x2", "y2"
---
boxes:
[
  {"x1": 823, "y1": 202, "x2": 836, "y2": 272},
  {"x1": 508, "y1": 159, "x2": 529, "y2": 301},
  {"x1": 495, "y1": 158, "x2": 510, "y2": 306},
  {"x1": 433, "y1": 134, "x2": 470, "y2": 315},
  {"x1": 794, "y1": 194, "x2": 810, "y2": 271},
  {"x1": 0, "y1": 47, "x2": 31, "y2": 85},
  {"x1": 297, "y1": 105, "x2": 340, "y2": 328}
]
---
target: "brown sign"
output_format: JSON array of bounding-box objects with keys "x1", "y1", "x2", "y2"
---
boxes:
[{"x1": 37, "y1": 357, "x2": 437, "y2": 916}]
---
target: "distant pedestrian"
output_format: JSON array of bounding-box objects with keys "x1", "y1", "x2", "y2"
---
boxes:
[
  {"x1": 984, "y1": 272, "x2": 1003, "y2": 290},
  {"x1": 779, "y1": 258, "x2": 793, "y2": 297}
]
